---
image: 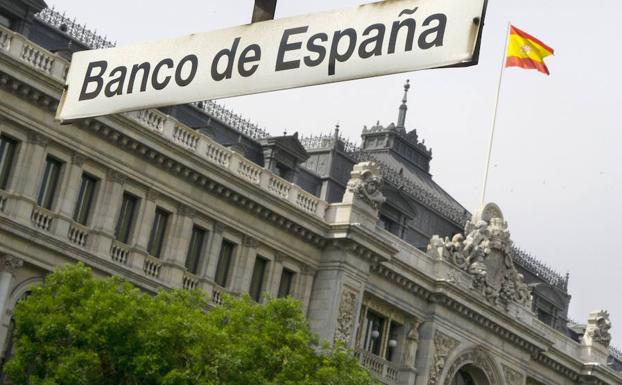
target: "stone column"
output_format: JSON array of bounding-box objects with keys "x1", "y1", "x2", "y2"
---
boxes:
[
  {"x1": 0, "y1": 255, "x2": 22, "y2": 323},
  {"x1": 0, "y1": 255, "x2": 22, "y2": 351},
  {"x1": 130, "y1": 189, "x2": 158, "y2": 270},
  {"x1": 298, "y1": 265, "x2": 316, "y2": 311},
  {"x1": 53, "y1": 153, "x2": 86, "y2": 239},
  {"x1": 91, "y1": 170, "x2": 126, "y2": 258},
  {"x1": 10, "y1": 133, "x2": 48, "y2": 225},
  {"x1": 203, "y1": 222, "x2": 225, "y2": 281},
  {"x1": 161, "y1": 205, "x2": 195, "y2": 285},
  {"x1": 306, "y1": 241, "x2": 371, "y2": 349},
  {"x1": 230, "y1": 236, "x2": 258, "y2": 294}
]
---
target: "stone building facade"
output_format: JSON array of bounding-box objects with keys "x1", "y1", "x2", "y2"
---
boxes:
[{"x1": 0, "y1": 1, "x2": 621, "y2": 384}]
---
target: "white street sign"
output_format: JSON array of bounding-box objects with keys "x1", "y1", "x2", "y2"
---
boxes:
[{"x1": 57, "y1": 0, "x2": 487, "y2": 120}]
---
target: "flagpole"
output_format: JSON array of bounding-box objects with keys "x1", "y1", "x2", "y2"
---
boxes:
[{"x1": 481, "y1": 22, "x2": 512, "y2": 206}]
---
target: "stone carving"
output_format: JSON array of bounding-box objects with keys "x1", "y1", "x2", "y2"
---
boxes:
[
  {"x1": 0, "y1": 254, "x2": 23, "y2": 275},
  {"x1": 213, "y1": 221, "x2": 225, "y2": 234},
  {"x1": 428, "y1": 330, "x2": 459, "y2": 385},
  {"x1": 243, "y1": 236, "x2": 258, "y2": 248},
  {"x1": 178, "y1": 204, "x2": 196, "y2": 218},
  {"x1": 107, "y1": 169, "x2": 127, "y2": 184},
  {"x1": 346, "y1": 162, "x2": 386, "y2": 210},
  {"x1": 427, "y1": 203, "x2": 531, "y2": 310},
  {"x1": 27, "y1": 132, "x2": 48, "y2": 146},
  {"x1": 72, "y1": 153, "x2": 86, "y2": 166},
  {"x1": 146, "y1": 189, "x2": 160, "y2": 202},
  {"x1": 502, "y1": 365, "x2": 524, "y2": 385},
  {"x1": 584, "y1": 310, "x2": 612, "y2": 347},
  {"x1": 403, "y1": 320, "x2": 422, "y2": 368},
  {"x1": 334, "y1": 287, "x2": 358, "y2": 345},
  {"x1": 442, "y1": 347, "x2": 501, "y2": 385}
]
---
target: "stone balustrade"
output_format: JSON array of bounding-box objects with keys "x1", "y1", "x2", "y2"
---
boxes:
[
  {"x1": 354, "y1": 348, "x2": 400, "y2": 383},
  {"x1": 0, "y1": 24, "x2": 68, "y2": 82},
  {"x1": 123, "y1": 109, "x2": 328, "y2": 219},
  {"x1": 143, "y1": 255, "x2": 162, "y2": 279},
  {"x1": 110, "y1": 241, "x2": 130, "y2": 265},
  {"x1": 0, "y1": 24, "x2": 328, "y2": 220},
  {"x1": 0, "y1": 190, "x2": 8, "y2": 212},
  {"x1": 67, "y1": 222, "x2": 89, "y2": 247},
  {"x1": 182, "y1": 272, "x2": 200, "y2": 290},
  {"x1": 31, "y1": 206, "x2": 54, "y2": 232}
]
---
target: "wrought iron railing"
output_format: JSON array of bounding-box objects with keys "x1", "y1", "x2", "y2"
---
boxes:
[
  {"x1": 299, "y1": 130, "x2": 361, "y2": 153},
  {"x1": 510, "y1": 247, "x2": 568, "y2": 291},
  {"x1": 192, "y1": 100, "x2": 269, "y2": 140},
  {"x1": 35, "y1": 8, "x2": 116, "y2": 50}
]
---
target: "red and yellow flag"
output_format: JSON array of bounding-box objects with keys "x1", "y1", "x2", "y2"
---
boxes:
[{"x1": 506, "y1": 25, "x2": 554, "y2": 75}]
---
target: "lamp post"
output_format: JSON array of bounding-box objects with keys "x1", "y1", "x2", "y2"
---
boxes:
[{"x1": 252, "y1": 0, "x2": 277, "y2": 22}]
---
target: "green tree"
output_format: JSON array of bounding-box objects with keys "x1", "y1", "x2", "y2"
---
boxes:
[{"x1": 3, "y1": 264, "x2": 376, "y2": 385}]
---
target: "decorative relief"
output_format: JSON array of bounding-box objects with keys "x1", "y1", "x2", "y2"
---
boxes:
[
  {"x1": 427, "y1": 203, "x2": 531, "y2": 310},
  {"x1": 213, "y1": 221, "x2": 225, "y2": 234},
  {"x1": 403, "y1": 320, "x2": 422, "y2": 369},
  {"x1": 428, "y1": 331, "x2": 459, "y2": 385},
  {"x1": 334, "y1": 287, "x2": 358, "y2": 345},
  {"x1": 502, "y1": 365, "x2": 524, "y2": 385},
  {"x1": 346, "y1": 161, "x2": 386, "y2": 210},
  {"x1": 27, "y1": 132, "x2": 48, "y2": 146},
  {"x1": 0, "y1": 254, "x2": 23, "y2": 275},
  {"x1": 146, "y1": 189, "x2": 160, "y2": 202},
  {"x1": 243, "y1": 236, "x2": 258, "y2": 248},
  {"x1": 178, "y1": 204, "x2": 196, "y2": 218},
  {"x1": 72, "y1": 153, "x2": 86, "y2": 166},
  {"x1": 106, "y1": 169, "x2": 126, "y2": 184},
  {"x1": 441, "y1": 348, "x2": 500, "y2": 385},
  {"x1": 584, "y1": 310, "x2": 612, "y2": 347}
]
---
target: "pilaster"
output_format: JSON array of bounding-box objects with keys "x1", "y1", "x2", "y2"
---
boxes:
[
  {"x1": 9, "y1": 133, "x2": 47, "y2": 225},
  {"x1": 204, "y1": 221, "x2": 225, "y2": 281}
]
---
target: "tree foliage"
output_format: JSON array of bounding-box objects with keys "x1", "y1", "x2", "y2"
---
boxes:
[{"x1": 3, "y1": 264, "x2": 377, "y2": 385}]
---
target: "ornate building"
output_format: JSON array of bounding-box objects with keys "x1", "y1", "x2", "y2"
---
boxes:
[{"x1": 0, "y1": 1, "x2": 620, "y2": 384}]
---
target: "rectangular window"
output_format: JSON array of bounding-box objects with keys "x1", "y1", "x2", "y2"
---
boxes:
[
  {"x1": 0, "y1": 135, "x2": 17, "y2": 190},
  {"x1": 277, "y1": 268, "x2": 295, "y2": 298},
  {"x1": 72, "y1": 173, "x2": 97, "y2": 225},
  {"x1": 37, "y1": 157, "x2": 63, "y2": 209},
  {"x1": 0, "y1": 14, "x2": 10, "y2": 28},
  {"x1": 249, "y1": 256, "x2": 268, "y2": 302},
  {"x1": 214, "y1": 240, "x2": 235, "y2": 287},
  {"x1": 185, "y1": 226, "x2": 207, "y2": 275},
  {"x1": 363, "y1": 311, "x2": 385, "y2": 356},
  {"x1": 114, "y1": 193, "x2": 138, "y2": 244},
  {"x1": 147, "y1": 207, "x2": 169, "y2": 258}
]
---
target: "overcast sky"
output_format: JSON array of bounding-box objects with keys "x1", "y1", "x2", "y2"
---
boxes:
[{"x1": 48, "y1": 0, "x2": 622, "y2": 347}]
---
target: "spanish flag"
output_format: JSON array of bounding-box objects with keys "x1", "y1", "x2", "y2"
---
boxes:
[{"x1": 506, "y1": 25, "x2": 554, "y2": 75}]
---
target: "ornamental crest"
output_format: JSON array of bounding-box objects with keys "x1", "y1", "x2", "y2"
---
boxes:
[
  {"x1": 346, "y1": 161, "x2": 386, "y2": 210},
  {"x1": 584, "y1": 310, "x2": 612, "y2": 347},
  {"x1": 427, "y1": 203, "x2": 531, "y2": 309}
]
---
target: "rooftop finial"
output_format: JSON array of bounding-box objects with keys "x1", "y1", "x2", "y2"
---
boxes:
[
  {"x1": 397, "y1": 79, "x2": 410, "y2": 129},
  {"x1": 333, "y1": 123, "x2": 340, "y2": 141}
]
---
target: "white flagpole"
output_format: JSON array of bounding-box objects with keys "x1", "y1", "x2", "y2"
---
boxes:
[{"x1": 481, "y1": 22, "x2": 512, "y2": 206}]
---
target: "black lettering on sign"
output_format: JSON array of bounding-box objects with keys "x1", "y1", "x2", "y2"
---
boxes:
[
  {"x1": 127, "y1": 63, "x2": 150, "y2": 94},
  {"x1": 276, "y1": 26, "x2": 308, "y2": 71},
  {"x1": 238, "y1": 44, "x2": 261, "y2": 77},
  {"x1": 175, "y1": 54, "x2": 198, "y2": 86},
  {"x1": 418, "y1": 14, "x2": 447, "y2": 49},
  {"x1": 389, "y1": 18, "x2": 416, "y2": 54},
  {"x1": 358, "y1": 24, "x2": 385, "y2": 59},
  {"x1": 79, "y1": 60, "x2": 107, "y2": 101},
  {"x1": 152, "y1": 58, "x2": 174, "y2": 90},
  {"x1": 104, "y1": 66, "x2": 127, "y2": 97},
  {"x1": 304, "y1": 33, "x2": 328, "y2": 67},
  {"x1": 212, "y1": 37, "x2": 241, "y2": 81},
  {"x1": 328, "y1": 29, "x2": 356, "y2": 76}
]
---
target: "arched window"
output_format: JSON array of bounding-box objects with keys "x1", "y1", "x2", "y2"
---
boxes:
[{"x1": 450, "y1": 369, "x2": 476, "y2": 385}]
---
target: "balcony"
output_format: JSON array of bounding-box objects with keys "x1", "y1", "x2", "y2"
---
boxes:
[{"x1": 354, "y1": 348, "x2": 401, "y2": 384}]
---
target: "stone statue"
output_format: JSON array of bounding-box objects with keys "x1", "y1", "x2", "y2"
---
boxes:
[
  {"x1": 584, "y1": 310, "x2": 612, "y2": 347},
  {"x1": 426, "y1": 203, "x2": 532, "y2": 310},
  {"x1": 346, "y1": 162, "x2": 386, "y2": 210},
  {"x1": 403, "y1": 320, "x2": 421, "y2": 368}
]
